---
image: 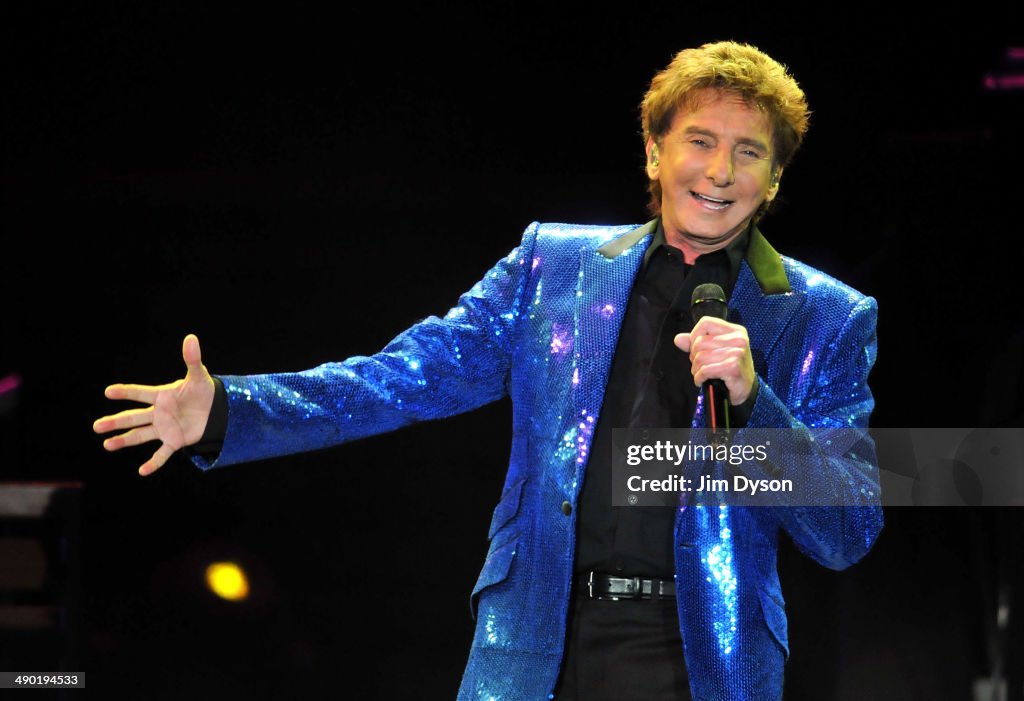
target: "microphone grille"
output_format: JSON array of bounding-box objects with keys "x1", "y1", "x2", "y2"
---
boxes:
[
  {"x1": 691, "y1": 283, "x2": 727, "y2": 308},
  {"x1": 690, "y1": 283, "x2": 728, "y2": 324}
]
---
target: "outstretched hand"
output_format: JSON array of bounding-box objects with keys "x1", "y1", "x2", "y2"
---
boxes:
[{"x1": 93, "y1": 334, "x2": 216, "y2": 476}]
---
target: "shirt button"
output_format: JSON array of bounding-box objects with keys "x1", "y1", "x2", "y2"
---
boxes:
[{"x1": 561, "y1": 501, "x2": 572, "y2": 516}]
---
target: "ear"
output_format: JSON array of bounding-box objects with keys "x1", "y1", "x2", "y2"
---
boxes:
[
  {"x1": 766, "y1": 166, "x2": 784, "y2": 202},
  {"x1": 645, "y1": 137, "x2": 660, "y2": 180}
]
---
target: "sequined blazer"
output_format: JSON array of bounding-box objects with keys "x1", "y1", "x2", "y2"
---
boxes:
[{"x1": 199, "y1": 219, "x2": 883, "y2": 701}]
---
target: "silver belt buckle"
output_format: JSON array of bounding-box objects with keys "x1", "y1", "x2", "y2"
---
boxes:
[{"x1": 588, "y1": 571, "x2": 620, "y2": 600}]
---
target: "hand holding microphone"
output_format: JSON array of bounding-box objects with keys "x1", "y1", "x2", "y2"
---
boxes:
[{"x1": 673, "y1": 283, "x2": 757, "y2": 429}]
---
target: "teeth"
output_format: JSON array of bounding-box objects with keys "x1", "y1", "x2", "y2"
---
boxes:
[{"x1": 693, "y1": 192, "x2": 731, "y2": 205}]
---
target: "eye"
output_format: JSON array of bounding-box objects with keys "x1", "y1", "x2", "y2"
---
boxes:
[{"x1": 690, "y1": 138, "x2": 711, "y2": 148}]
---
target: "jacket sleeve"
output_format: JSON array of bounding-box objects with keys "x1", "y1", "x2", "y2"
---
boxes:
[
  {"x1": 192, "y1": 224, "x2": 539, "y2": 470},
  {"x1": 738, "y1": 293, "x2": 883, "y2": 570}
]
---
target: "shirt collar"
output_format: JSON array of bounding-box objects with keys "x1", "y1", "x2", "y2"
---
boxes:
[{"x1": 643, "y1": 218, "x2": 752, "y2": 283}]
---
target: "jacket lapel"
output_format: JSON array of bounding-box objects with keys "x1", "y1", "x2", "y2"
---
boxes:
[
  {"x1": 570, "y1": 220, "x2": 656, "y2": 474},
  {"x1": 730, "y1": 225, "x2": 803, "y2": 370}
]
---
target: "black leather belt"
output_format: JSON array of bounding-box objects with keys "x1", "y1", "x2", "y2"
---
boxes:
[{"x1": 584, "y1": 571, "x2": 676, "y2": 600}]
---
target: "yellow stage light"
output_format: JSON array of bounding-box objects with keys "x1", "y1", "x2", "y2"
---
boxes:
[{"x1": 205, "y1": 561, "x2": 250, "y2": 602}]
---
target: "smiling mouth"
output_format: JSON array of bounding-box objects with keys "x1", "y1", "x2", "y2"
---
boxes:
[{"x1": 690, "y1": 191, "x2": 734, "y2": 209}]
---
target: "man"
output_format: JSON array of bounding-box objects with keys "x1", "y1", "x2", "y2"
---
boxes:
[{"x1": 95, "y1": 41, "x2": 882, "y2": 700}]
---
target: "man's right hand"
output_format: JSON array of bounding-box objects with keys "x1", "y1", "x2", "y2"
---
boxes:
[{"x1": 93, "y1": 333, "x2": 216, "y2": 476}]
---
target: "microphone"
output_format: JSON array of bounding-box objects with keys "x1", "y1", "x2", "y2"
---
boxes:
[{"x1": 690, "y1": 283, "x2": 730, "y2": 434}]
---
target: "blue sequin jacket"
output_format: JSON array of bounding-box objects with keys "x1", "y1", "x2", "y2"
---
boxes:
[{"x1": 196, "y1": 220, "x2": 883, "y2": 701}]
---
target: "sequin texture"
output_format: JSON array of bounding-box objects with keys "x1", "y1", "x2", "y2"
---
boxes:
[{"x1": 193, "y1": 221, "x2": 882, "y2": 701}]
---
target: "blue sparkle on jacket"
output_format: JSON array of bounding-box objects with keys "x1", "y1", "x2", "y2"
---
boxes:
[{"x1": 195, "y1": 220, "x2": 883, "y2": 701}]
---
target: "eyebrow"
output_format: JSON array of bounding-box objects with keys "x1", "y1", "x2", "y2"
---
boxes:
[{"x1": 683, "y1": 126, "x2": 770, "y2": 153}]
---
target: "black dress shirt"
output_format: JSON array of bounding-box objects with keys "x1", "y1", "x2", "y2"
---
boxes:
[{"x1": 573, "y1": 220, "x2": 757, "y2": 579}]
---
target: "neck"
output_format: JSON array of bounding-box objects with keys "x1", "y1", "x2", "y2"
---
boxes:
[{"x1": 663, "y1": 225, "x2": 748, "y2": 265}]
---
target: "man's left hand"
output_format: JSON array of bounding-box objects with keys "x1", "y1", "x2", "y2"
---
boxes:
[{"x1": 674, "y1": 317, "x2": 756, "y2": 406}]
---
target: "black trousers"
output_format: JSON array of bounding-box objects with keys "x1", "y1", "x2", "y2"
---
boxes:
[{"x1": 553, "y1": 583, "x2": 692, "y2": 700}]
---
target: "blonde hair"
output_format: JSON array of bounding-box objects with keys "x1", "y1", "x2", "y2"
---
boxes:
[{"x1": 640, "y1": 41, "x2": 810, "y2": 218}]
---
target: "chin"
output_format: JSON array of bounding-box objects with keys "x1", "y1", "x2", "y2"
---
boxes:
[{"x1": 684, "y1": 224, "x2": 744, "y2": 241}]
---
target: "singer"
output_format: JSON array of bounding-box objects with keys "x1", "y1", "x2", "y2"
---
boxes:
[{"x1": 94, "y1": 41, "x2": 883, "y2": 700}]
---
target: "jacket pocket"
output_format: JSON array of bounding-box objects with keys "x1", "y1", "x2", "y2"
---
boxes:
[
  {"x1": 470, "y1": 535, "x2": 519, "y2": 620},
  {"x1": 756, "y1": 585, "x2": 790, "y2": 659},
  {"x1": 487, "y1": 477, "x2": 526, "y2": 540}
]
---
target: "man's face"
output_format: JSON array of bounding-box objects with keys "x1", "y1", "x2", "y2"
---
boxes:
[{"x1": 647, "y1": 89, "x2": 781, "y2": 256}]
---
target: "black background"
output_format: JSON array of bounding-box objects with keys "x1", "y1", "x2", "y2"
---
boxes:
[{"x1": 2, "y1": 2, "x2": 1023, "y2": 699}]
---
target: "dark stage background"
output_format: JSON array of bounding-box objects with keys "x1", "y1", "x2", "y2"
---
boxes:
[{"x1": 2, "y1": 2, "x2": 1023, "y2": 699}]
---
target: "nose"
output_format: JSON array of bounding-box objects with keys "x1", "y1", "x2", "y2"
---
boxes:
[{"x1": 705, "y1": 146, "x2": 734, "y2": 187}]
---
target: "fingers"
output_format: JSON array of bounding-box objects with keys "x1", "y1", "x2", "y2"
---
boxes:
[
  {"x1": 93, "y1": 406, "x2": 154, "y2": 435},
  {"x1": 101, "y1": 425, "x2": 159, "y2": 451},
  {"x1": 688, "y1": 328, "x2": 749, "y2": 359},
  {"x1": 98, "y1": 336, "x2": 200, "y2": 477},
  {"x1": 691, "y1": 351, "x2": 746, "y2": 386},
  {"x1": 692, "y1": 333, "x2": 749, "y2": 366},
  {"x1": 691, "y1": 342, "x2": 744, "y2": 377},
  {"x1": 182, "y1": 334, "x2": 203, "y2": 372},
  {"x1": 104, "y1": 383, "x2": 160, "y2": 405},
  {"x1": 676, "y1": 317, "x2": 746, "y2": 354},
  {"x1": 693, "y1": 355, "x2": 755, "y2": 405},
  {"x1": 690, "y1": 316, "x2": 737, "y2": 336},
  {"x1": 677, "y1": 317, "x2": 755, "y2": 402},
  {"x1": 139, "y1": 444, "x2": 177, "y2": 477}
]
